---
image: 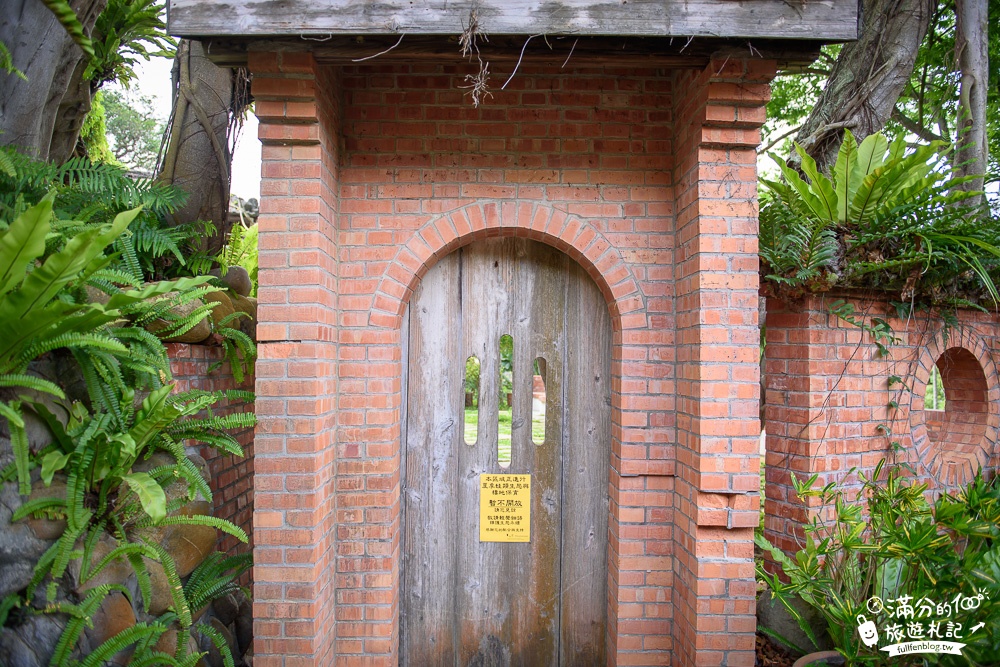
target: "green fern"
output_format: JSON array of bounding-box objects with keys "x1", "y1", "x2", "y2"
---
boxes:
[
  {"x1": 0, "y1": 39, "x2": 26, "y2": 80},
  {"x1": 76, "y1": 623, "x2": 171, "y2": 667},
  {"x1": 39, "y1": 0, "x2": 95, "y2": 61},
  {"x1": 195, "y1": 623, "x2": 236, "y2": 667},
  {"x1": 136, "y1": 515, "x2": 249, "y2": 543},
  {"x1": 86, "y1": 0, "x2": 176, "y2": 87},
  {"x1": 210, "y1": 316, "x2": 257, "y2": 383},
  {"x1": 760, "y1": 130, "x2": 998, "y2": 304},
  {"x1": 142, "y1": 539, "x2": 191, "y2": 627},
  {"x1": 47, "y1": 584, "x2": 130, "y2": 666}
]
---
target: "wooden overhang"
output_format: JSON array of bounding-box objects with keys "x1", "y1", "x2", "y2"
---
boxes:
[{"x1": 167, "y1": 0, "x2": 857, "y2": 69}]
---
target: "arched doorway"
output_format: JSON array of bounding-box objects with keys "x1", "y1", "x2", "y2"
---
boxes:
[{"x1": 401, "y1": 238, "x2": 612, "y2": 666}]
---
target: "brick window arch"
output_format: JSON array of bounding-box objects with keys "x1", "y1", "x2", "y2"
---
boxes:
[
  {"x1": 910, "y1": 339, "x2": 1000, "y2": 488},
  {"x1": 924, "y1": 348, "x2": 989, "y2": 451}
]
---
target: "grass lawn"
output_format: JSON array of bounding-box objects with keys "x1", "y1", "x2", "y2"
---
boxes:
[{"x1": 464, "y1": 406, "x2": 546, "y2": 464}]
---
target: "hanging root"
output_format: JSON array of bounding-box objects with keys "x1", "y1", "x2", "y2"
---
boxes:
[{"x1": 459, "y1": 9, "x2": 492, "y2": 107}]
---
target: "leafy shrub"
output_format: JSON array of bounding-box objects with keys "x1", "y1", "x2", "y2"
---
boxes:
[
  {"x1": 758, "y1": 461, "x2": 1000, "y2": 665},
  {"x1": 760, "y1": 131, "x2": 1000, "y2": 307},
  {"x1": 0, "y1": 191, "x2": 253, "y2": 665},
  {"x1": 0, "y1": 147, "x2": 216, "y2": 281}
]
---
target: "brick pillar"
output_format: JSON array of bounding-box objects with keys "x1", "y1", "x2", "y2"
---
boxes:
[
  {"x1": 670, "y1": 58, "x2": 775, "y2": 667},
  {"x1": 760, "y1": 303, "x2": 818, "y2": 557},
  {"x1": 250, "y1": 52, "x2": 341, "y2": 667}
]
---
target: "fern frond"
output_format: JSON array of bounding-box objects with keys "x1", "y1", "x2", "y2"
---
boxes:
[
  {"x1": 0, "y1": 399, "x2": 25, "y2": 427},
  {"x1": 136, "y1": 514, "x2": 248, "y2": 543},
  {"x1": 11, "y1": 496, "x2": 67, "y2": 522},
  {"x1": 77, "y1": 623, "x2": 170, "y2": 667},
  {"x1": 39, "y1": 0, "x2": 95, "y2": 60},
  {"x1": 16, "y1": 332, "x2": 128, "y2": 366},
  {"x1": 0, "y1": 373, "x2": 66, "y2": 398},
  {"x1": 47, "y1": 584, "x2": 130, "y2": 666},
  {"x1": 141, "y1": 538, "x2": 191, "y2": 627},
  {"x1": 195, "y1": 623, "x2": 236, "y2": 667},
  {"x1": 9, "y1": 415, "x2": 30, "y2": 495}
]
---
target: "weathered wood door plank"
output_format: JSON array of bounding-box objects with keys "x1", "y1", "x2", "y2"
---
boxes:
[{"x1": 402, "y1": 238, "x2": 611, "y2": 666}]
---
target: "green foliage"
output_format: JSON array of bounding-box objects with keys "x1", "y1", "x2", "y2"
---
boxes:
[
  {"x1": 0, "y1": 39, "x2": 26, "y2": 80},
  {"x1": 218, "y1": 221, "x2": 258, "y2": 297},
  {"x1": 464, "y1": 356, "x2": 481, "y2": 395},
  {"x1": 211, "y1": 313, "x2": 257, "y2": 384},
  {"x1": 78, "y1": 91, "x2": 116, "y2": 164},
  {"x1": 0, "y1": 194, "x2": 223, "y2": 455},
  {"x1": 0, "y1": 147, "x2": 215, "y2": 281},
  {"x1": 764, "y1": 0, "x2": 1000, "y2": 185},
  {"x1": 499, "y1": 334, "x2": 513, "y2": 407},
  {"x1": 184, "y1": 552, "x2": 251, "y2": 612},
  {"x1": 0, "y1": 185, "x2": 251, "y2": 563},
  {"x1": 758, "y1": 462, "x2": 1000, "y2": 665},
  {"x1": 39, "y1": 0, "x2": 95, "y2": 62},
  {"x1": 763, "y1": 45, "x2": 840, "y2": 155},
  {"x1": 102, "y1": 88, "x2": 164, "y2": 171},
  {"x1": 86, "y1": 0, "x2": 175, "y2": 88},
  {"x1": 760, "y1": 131, "x2": 1000, "y2": 304},
  {"x1": 28, "y1": 383, "x2": 248, "y2": 517}
]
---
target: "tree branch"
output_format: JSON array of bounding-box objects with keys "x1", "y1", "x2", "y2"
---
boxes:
[
  {"x1": 759, "y1": 124, "x2": 804, "y2": 154},
  {"x1": 891, "y1": 107, "x2": 946, "y2": 143}
]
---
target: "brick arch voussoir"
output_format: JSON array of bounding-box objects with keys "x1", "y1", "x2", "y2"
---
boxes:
[
  {"x1": 368, "y1": 202, "x2": 645, "y2": 332},
  {"x1": 908, "y1": 325, "x2": 1000, "y2": 486}
]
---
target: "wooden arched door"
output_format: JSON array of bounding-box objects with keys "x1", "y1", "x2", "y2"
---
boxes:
[{"x1": 401, "y1": 238, "x2": 612, "y2": 666}]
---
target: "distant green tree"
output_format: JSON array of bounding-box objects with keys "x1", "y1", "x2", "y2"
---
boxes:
[{"x1": 103, "y1": 88, "x2": 162, "y2": 170}]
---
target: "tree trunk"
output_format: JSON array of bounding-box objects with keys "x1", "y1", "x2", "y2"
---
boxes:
[
  {"x1": 0, "y1": 0, "x2": 106, "y2": 162},
  {"x1": 790, "y1": 0, "x2": 935, "y2": 173},
  {"x1": 953, "y1": 0, "x2": 988, "y2": 197},
  {"x1": 157, "y1": 39, "x2": 234, "y2": 252}
]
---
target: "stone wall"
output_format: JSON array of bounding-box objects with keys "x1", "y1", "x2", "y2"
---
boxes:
[
  {"x1": 167, "y1": 343, "x2": 256, "y2": 567},
  {"x1": 763, "y1": 294, "x2": 1000, "y2": 555}
]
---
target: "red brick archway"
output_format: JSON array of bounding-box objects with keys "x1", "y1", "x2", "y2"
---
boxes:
[
  {"x1": 249, "y1": 51, "x2": 772, "y2": 667},
  {"x1": 369, "y1": 201, "x2": 643, "y2": 330}
]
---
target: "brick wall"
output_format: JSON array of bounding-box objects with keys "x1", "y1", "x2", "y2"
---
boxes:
[
  {"x1": 763, "y1": 295, "x2": 1000, "y2": 555},
  {"x1": 250, "y1": 51, "x2": 775, "y2": 667},
  {"x1": 166, "y1": 343, "x2": 256, "y2": 563}
]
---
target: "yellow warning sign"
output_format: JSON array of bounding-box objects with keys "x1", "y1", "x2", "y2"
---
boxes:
[{"x1": 479, "y1": 474, "x2": 530, "y2": 542}]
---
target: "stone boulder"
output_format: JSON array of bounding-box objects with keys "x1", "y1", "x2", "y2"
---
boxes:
[
  {"x1": 234, "y1": 592, "x2": 253, "y2": 656},
  {"x1": 210, "y1": 267, "x2": 252, "y2": 297},
  {"x1": 0, "y1": 612, "x2": 66, "y2": 667},
  {"x1": 145, "y1": 292, "x2": 212, "y2": 344},
  {"x1": 23, "y1": 477, "x2": 67, "y2": 541},
  {"x1": 67, "y1": 535, "x2": 133, "y2": 594},
  {"x1": 204, "y1": 291, "x2": 236, "y2": 328},
  {"x1": 80, "y1": 591, "x2": 136, "y2": 665},
  {"x1": 229, "y1": 294, "x2": 257, "y2": 341},
  {"x1": 0, "y1": 480, "x2": 59, "y2": 599}
]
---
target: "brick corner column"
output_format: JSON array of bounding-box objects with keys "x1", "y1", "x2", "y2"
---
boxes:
[
  {"x1": 671, "y1": 57, "x2": 776, "y2": 667},
  {"x1": 249, "y1": 50, "x2": 341, "y2": 667}
]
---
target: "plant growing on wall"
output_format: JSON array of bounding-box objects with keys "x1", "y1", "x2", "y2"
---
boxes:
[
  {"x1": 0, "y1": 192, "x2": 254, "y2": 665},
  {"x1": 760, "y1": 131, "x2": 1000, "y2": 306},
  {"x1": 0, "y1": 147, "x2": 217, "y2": 281}
]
